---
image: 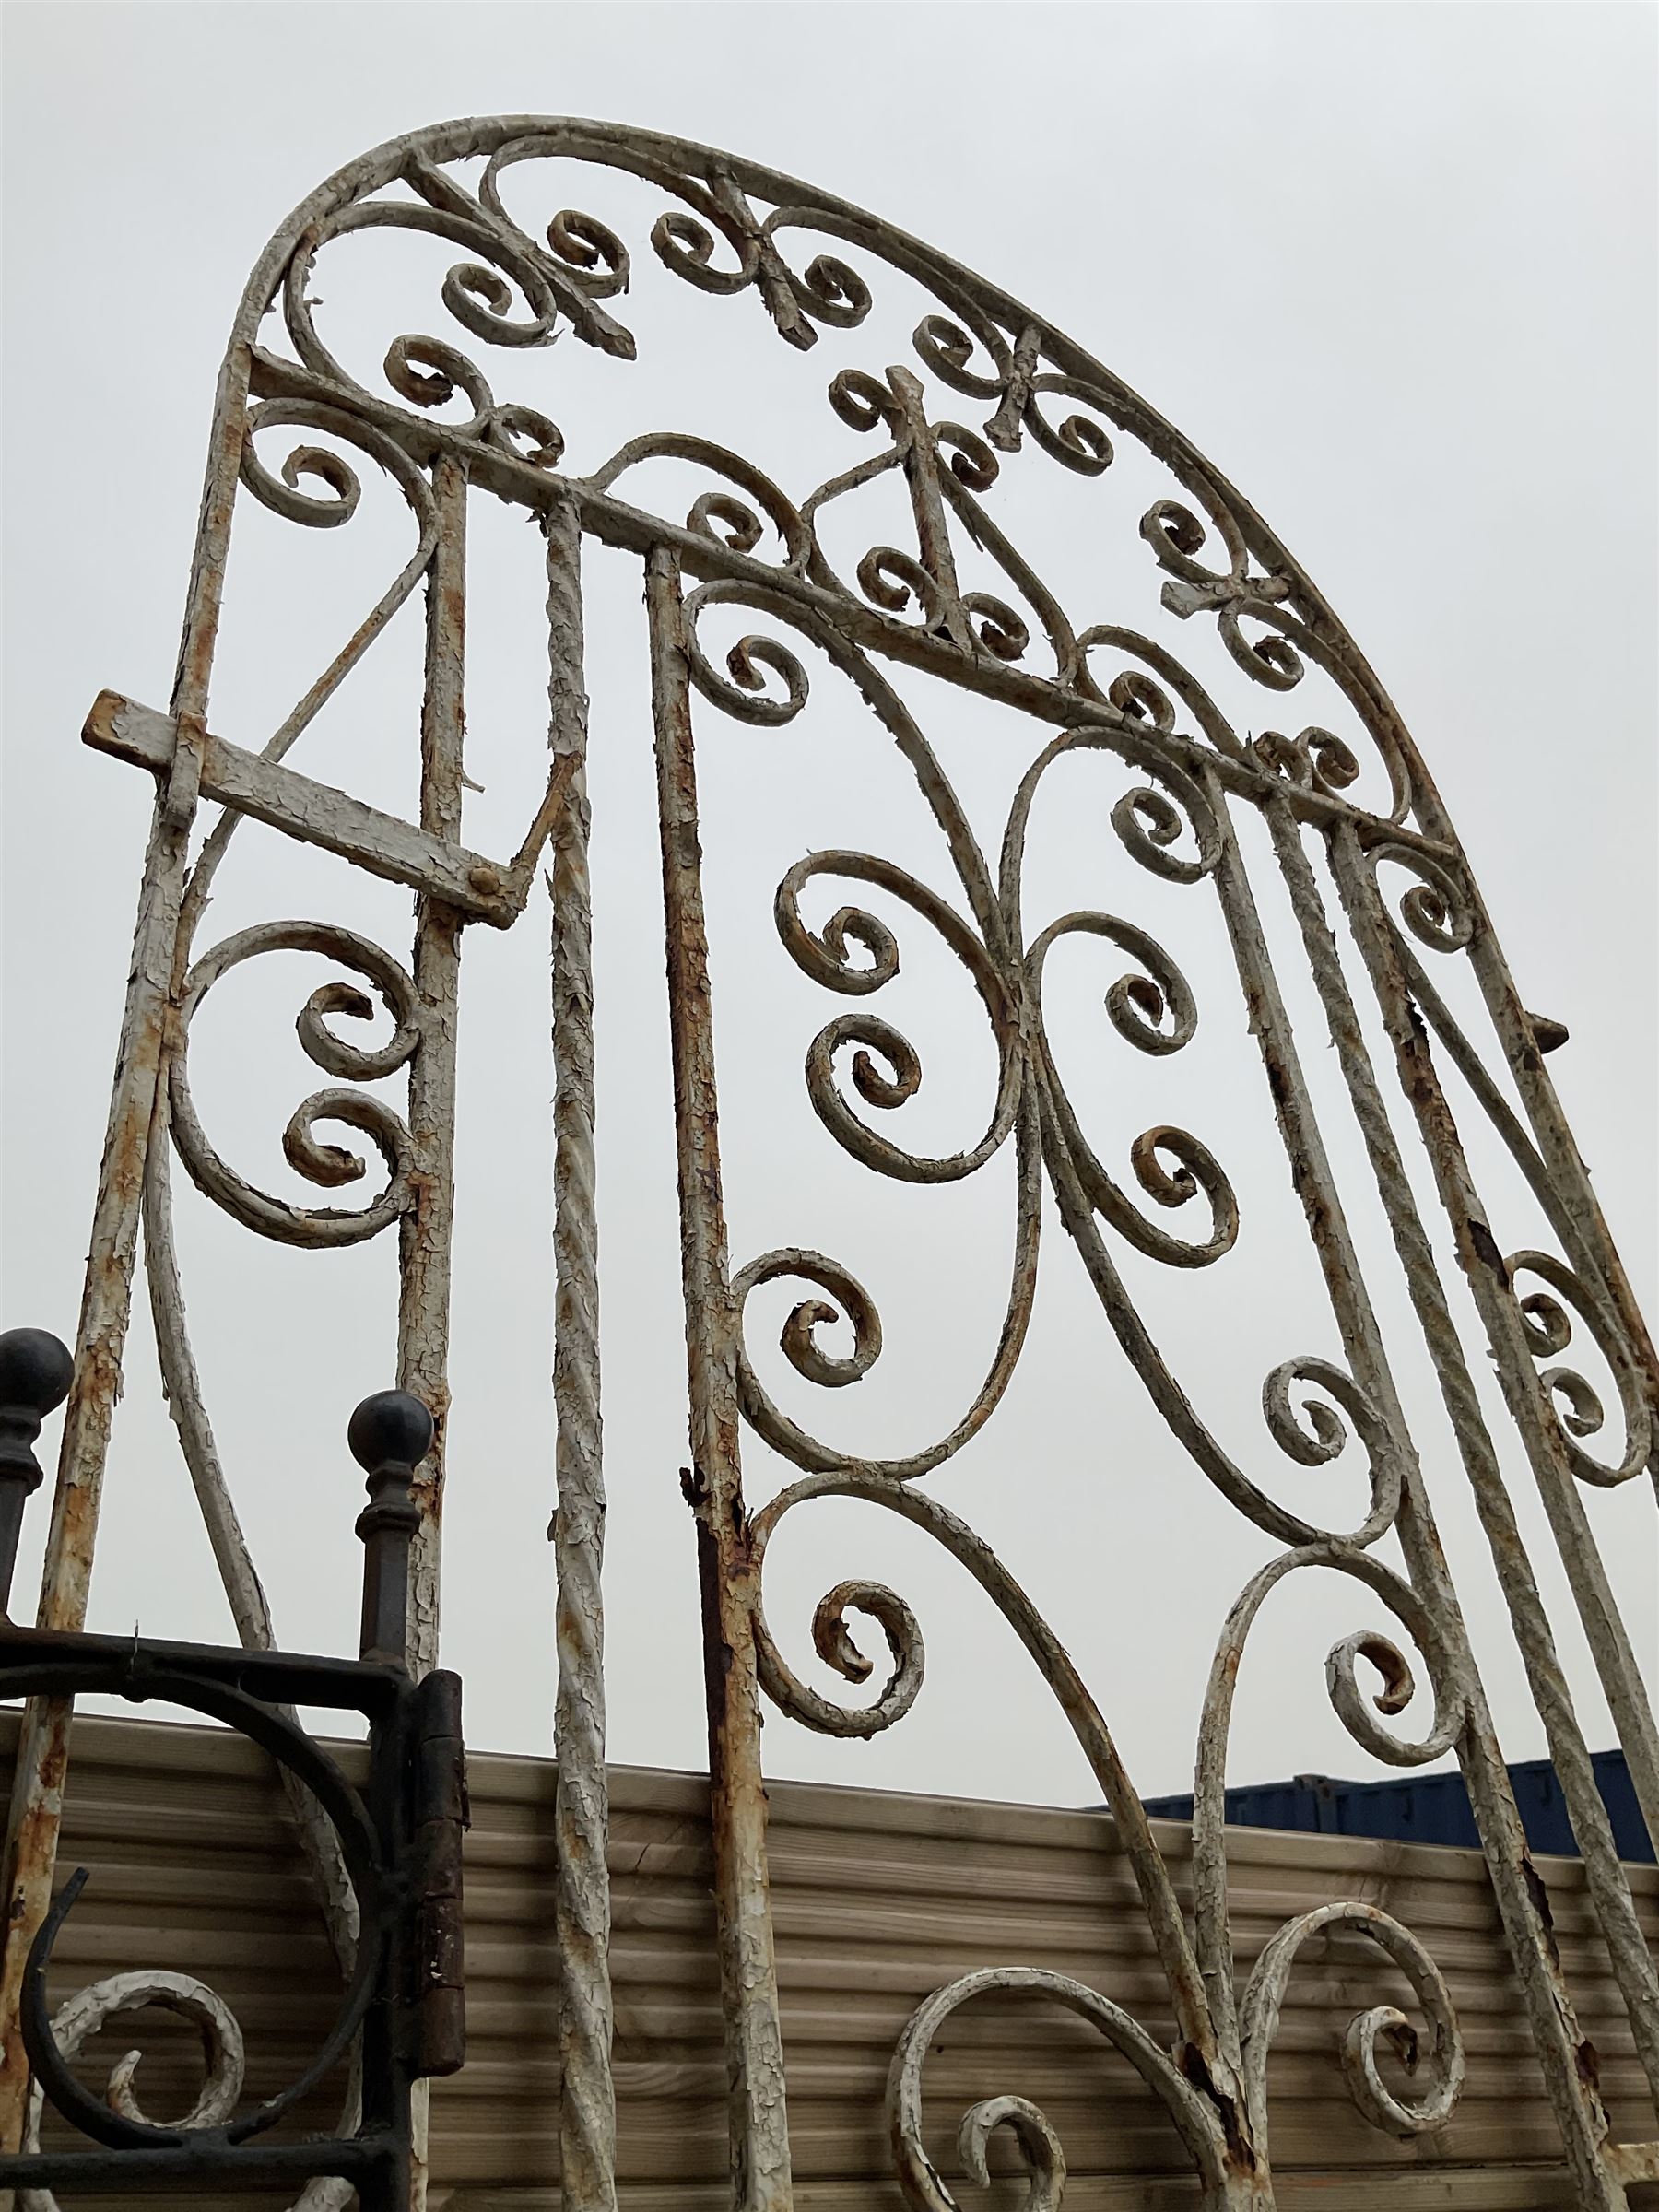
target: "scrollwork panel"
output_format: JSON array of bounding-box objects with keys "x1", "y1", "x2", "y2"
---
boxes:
[{"x1": 20, "y1": 109, "x2": 1655, "y2": 2212}]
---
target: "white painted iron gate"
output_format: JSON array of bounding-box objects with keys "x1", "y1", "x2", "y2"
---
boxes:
[{"x1": 0, "y1": 116, "x2": 1653, "y2": 2210}]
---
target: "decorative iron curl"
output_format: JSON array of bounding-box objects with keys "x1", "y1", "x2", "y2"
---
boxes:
[
  {"x1": 1025, "y1": 912, "x2": 1233, "y2": 1267},
  {"x1": 169, "y1": 924, "x2": 423, "y2": 1248},
  {"x1": 583, "y1": 434, "x2": 812, "y2": 572},
  {"x1": 911, "y1": 313, "x2": 1116, "y2": 477},
  {"x1": 740, "y1": 1456, "x2": 1230, "y2": 2094},
  {"x1": 651, "y1": 202, "x2": 752, "y2": 294},
  {"x1": 1138, "y1": 494, "x2": 1250, "y2": 592},
  {"x1": 1021, "y1": 373, "x2": 1115, "y2": 476},
  {"x1": 1075, "y1": 626, "x2": 1243, "y2": 759},
  {"x1": 911, "y1": 310, "x2": 1008, "y2": 399},
  {"x1": 1187, "y1": 1537, "x2": 1468, "y2": 2088},
  {"x1": 1240, "y1": 1900, "x2": 1465, "y2": 2145},
  {"x1": 375, "y1": 327, "x2": 568, "y2": 466},
  {"x1": 240, "y1": 399, "x2": 438, "y2": 541},
  {"x1": 680, "y1": 578, "x2": 810, "y2": 725},
  {"x1": 1252, "y1": 725, "x2": 1361, "y2": 801},
  {"x1": 19, "y1": 1968, "x2": 245, "y2": 2212},
  {"x1": 283, "y1": 196, "x2": 569, "y2": 425},
  {"x1": 478, "y1": 140, "x2": 632, "y2": 300},
  {"x1": 745, "y1": 1465, "x2": 924, "y2": 1742},
  {"x1": 8, "y1": 1965, "x2": 359, "y2": 2212},
  {"x1": 1370, "y1": 843, "x2": 1477, "y2": 954},
  {"x1": 762, "y1": 208, "x2": 874, "y2": 330},
  {"x1": 887, "y1": 1966, "x2": 1233, "y2": 2212},
  {"x1": 731, "y1": 1085, "x2": 1038, "y2": 1485},
  {"x1": 1198, "y1": 1542, "x2": 1465, "y2": 1819},
  {"x1": 774, "y1": 851, "x2": 1022, "y2": 1184},
  {"x1": 856, "y1": 547, "x2": 947, "y2": 633},
  {"x1": 1003, "y1": 731, "x2": 1235, "y2": 1266},
  {"x1": 1506, "y1": 1249, "x2": 1653, "y2": 1486},
  {"x1": 1026, "y1": 913, "x2": 1196, "y2": 1060},
  {"x1": 1219, "y1": 1364, "x2": 1407, "y2": 1555},
  {"x1": 1003, "y1": 727, "x2": 1224, "y2": 925},
  {"x1": 1, "y1": 1660, "x2": 385, "y2": 2163}
]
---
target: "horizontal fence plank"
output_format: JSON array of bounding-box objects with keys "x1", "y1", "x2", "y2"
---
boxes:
[{"x1": 1, "y1": 1712, "x2": 1653, "y2": 2206}]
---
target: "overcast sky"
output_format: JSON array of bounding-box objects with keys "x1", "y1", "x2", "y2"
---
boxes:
[{"x1": 2, "y1": 1, "x2": 1654, "y2": 1813}]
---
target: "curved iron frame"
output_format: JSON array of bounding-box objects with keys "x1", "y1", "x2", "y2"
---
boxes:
[{"x1": 2, "y1": 114, "x2": 1653, "y2": 2211}]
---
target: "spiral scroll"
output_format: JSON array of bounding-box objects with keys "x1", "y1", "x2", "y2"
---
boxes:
[
  {"x1": 169, "y1": 924, "x2": 424, "y2": 1248},
  {"x1": 888, "y1": 1967, "x2": 1234, "y2": 2212},
  {"x1": 19, "y1": 1971, "x2": 245, "y2": 2212},
  {"x1": 1240, "y1": 1901, "x2": 1465, "y2": 2147},
  {"x1": 1507, "y1": 1250, "x2": 1653, "y2": 1487}
]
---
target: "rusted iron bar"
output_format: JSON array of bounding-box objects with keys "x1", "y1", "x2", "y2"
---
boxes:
[
  {"x1": 888, "y1": 364, "x2": 971, "y2": 646},
  {"x1": 1325, "y1": 821, "x2": 1659, "y2": 2107},
  {"x1": 0, "y1": 335, "x2": 252, "y2": 2162},
  {"x1": 1395, "y1": 918, "x2": 1659, "y2": 1862},
  {"x1": 401, "y1": 453, "x2": 469, "y2": 1684},
  {"x1": 1244, "y1": 793, "x2": 1630, "y2": 2205},
  {"x1": 646, "y1": 547, "x2": 794, "y2": 2212},
  {"x1": 1425, "y1": 871, "x2": 1659, "y2": 1853},
  {"x1": 83, "y1": 691, "x2": 519, "y2": 928},
  {"x1": 396, "y1": 450, "x2": 472, "y2": 2212},
  {"x1": 1406, "y1": 783, "x2": 1659, "y2": 1413},
  {"x1": 412, "y1": 1665, "x2": 468, "y2": 2081},
  {"x1": 243, "y1": 347, "x2": 1461, "y2": 864},
  {"x1": 545, "y1": 491, "x2": 618, "y2": 2212}
]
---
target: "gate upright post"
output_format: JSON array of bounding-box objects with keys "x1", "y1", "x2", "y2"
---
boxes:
[
  {"x1": 546, "y1": 489, "x2": 618, "y2": 2212},
  {"x1": 646, "y1": 547, "x2": 794, "y2": 2212},
  {"x1": 0, "y1": 335, "x2": 251, "y2": 2166}
]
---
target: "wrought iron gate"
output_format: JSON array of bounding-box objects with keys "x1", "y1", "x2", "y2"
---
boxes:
[{"x1": 3, "y1": 115, "x2": 1654, "y2": 2210}]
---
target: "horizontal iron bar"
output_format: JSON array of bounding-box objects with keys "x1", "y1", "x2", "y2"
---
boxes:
[
  {"x1": 82, "y1": 691, "x2": 522, "y2": 929},
  {"x1": 0, "y1": 1623, "x2": 406, "y2": 1715},
  {"x1": 0, "y1": 2137, "x2": 385, "y2": 2187},
  {"x1": 246, "y1": 347, "x2": 1462, "y2": 866}
]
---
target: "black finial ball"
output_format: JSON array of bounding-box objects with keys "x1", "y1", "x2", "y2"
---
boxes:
[
  {"x1": 0, "y1": 1331, "x2": 74, "y2": 1422},
  {"x1": 347, "y1": 1390, "x2": 434, "y2": 1477}
]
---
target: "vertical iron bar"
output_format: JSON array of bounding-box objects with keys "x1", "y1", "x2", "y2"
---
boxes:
[
  {"x1": 645, "y1": 547, "x2": 794, "y2": 2212},
  {"x1": 545, "y1": 491, "x2": 617, "y2": 2212},
  {"x1": 1415, "y1": 876, "x2": 1659, "y2": 1856},
  {"x1": 401, "y1": 453, "x2": 468, "y2": 1684},
  {"x1": 412, "y1": 1665, "x2": 468, "y2": 2081},
  {"x1": 360, "y1": 1669, "x2": 418, "y2": 2212},
  {"x1": 1235, "y1": 790, "x2": 1630, "y2": 2204},
  {"x1": 0, "y1": 338, "x2": 252, "y2": 2160},
  {"x1": 1410, "y1": 792, "x2": 1659, "y2": 1412},
  {"x1": 888, "y1": 366, "x2": 970, "y2": 650},
  {"x1": 1321, "y1": 817, "x2": 1659, "y2": 2115},
  {"x1": 398, "y1": 450, "x2": 469, "y2": 2211}
]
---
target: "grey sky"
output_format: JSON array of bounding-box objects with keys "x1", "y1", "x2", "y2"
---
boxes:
[{"x1": 2, "y1": 1, "x2": 1654, "y2": 1810}]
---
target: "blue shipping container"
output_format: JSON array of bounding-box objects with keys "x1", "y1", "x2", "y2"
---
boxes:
[{"x1": 1141, "y1": 1748, "x2": 1652, "y2": 1863}]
